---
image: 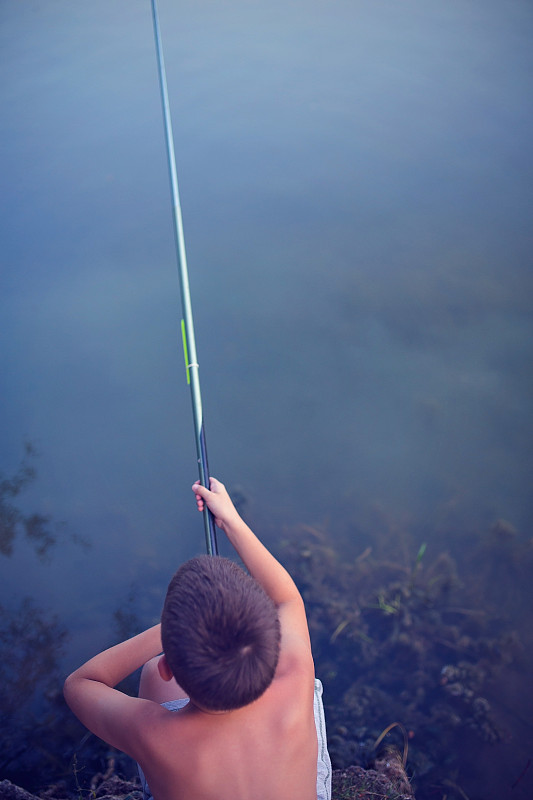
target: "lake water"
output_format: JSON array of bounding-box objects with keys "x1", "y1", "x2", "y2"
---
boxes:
[{"x1": 1, "y1": 1, "x2": 532, "y2": 797}]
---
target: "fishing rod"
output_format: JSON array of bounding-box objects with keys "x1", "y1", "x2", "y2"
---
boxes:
[{"x1": 150, "y1": 0, "x2": 218, "y2": 556}]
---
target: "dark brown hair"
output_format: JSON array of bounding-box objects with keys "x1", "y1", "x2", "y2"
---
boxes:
[{"x1": 161, "y1": 556, "x2": 281, "y2": 711}]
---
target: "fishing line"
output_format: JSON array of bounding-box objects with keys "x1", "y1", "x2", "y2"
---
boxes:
[{"x1": 150, "y1": 0, "x2": 218, "y2": 555}]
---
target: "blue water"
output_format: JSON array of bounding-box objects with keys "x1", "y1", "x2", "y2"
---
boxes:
[{"x1": 1, "y1": 1, "x2": 532, "y2": 796}]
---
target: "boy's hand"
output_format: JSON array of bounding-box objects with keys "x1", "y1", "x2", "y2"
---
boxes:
[
  {"x1": 192, "y1": 477, "x2": 240, "y2": 533},
  {"x1": 193, "y1": 478, "x2": 312, "y2": 659}
]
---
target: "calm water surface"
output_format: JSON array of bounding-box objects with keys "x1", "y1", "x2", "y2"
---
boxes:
[{"x1": 1, "y1": 1, "x2": 532, "y2": 797}]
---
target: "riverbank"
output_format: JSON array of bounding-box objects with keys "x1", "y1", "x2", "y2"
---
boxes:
[{"x1": 0, "y1": 748, "x2": 415, "y2": 800}]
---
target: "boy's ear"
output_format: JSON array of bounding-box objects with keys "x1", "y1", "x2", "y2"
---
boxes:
[{"x1": 157, "y1": 654, "x2": 174, "y2": 682}]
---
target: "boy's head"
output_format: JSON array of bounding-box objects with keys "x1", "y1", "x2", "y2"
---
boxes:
[{"x1": 161, "y1": 555, "x2": 281, "y2": 711}]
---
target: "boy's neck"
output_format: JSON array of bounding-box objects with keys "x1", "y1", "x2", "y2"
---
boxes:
[{"x1": 189, "y1": 700, "x2": 232, "y2": 716}]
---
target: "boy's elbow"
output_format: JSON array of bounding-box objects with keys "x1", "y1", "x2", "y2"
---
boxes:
[
  {"x1": 63, "y1": 671, "x2": 81, "y2": 707},
  {"x1": 63, "y1": 673, "x2": 74, "y2": 702},
  {"x1": 277, "y1": 592, "x2": 306, "y2": 614}
]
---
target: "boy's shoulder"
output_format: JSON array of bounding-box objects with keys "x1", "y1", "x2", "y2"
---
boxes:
[
  {"x1": 275, "y1": 622, "x2": 315, "y2": 681},
  {"x1": 133, "y1": 645, "x2": 314, "y2": 750}
]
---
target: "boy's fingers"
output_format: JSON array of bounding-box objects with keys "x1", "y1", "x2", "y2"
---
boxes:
[{"x1": 192, "y1": 478, "x2": 222, "y2": 495}]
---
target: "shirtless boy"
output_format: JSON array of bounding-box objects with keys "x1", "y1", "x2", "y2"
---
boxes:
[{"x1": 64, "y1": 478, "x2": 331, "y2": 800}]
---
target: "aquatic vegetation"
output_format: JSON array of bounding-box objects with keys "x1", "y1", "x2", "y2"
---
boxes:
[
  {"x1": 0, "y1": 443, "x2": 51, "y2": 559},
  {"x1": 0, "y1": 444, "x2": 89, "y2": 561},
  {"x1": 0, "y1": 445, "x2": 93, "y2": 791},
  {"x1": 373, "y1": 722, "x2": 409, "y2": 769},
  {"x1": 0, "y1": 598, "x2": 71, "y2": 788},
  {"x1": 279, "y1": 514, "x2": 530, "y2": 798}
]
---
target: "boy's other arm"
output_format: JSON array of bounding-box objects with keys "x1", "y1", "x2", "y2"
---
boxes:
[
  {"x1": 193, "y1": 479, "x2": 312, "y2": 658},
  {"x1": 63, "y1": 624, "x2": 163, "y2": 757}
]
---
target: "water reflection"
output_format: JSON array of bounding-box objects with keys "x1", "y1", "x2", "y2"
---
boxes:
[
  {"x1": 0, "y1": 444, "x2": 89, "y2": 562},
  {"x1": 0, "y1": 448, "x2": 103, "y2": 790},
  {"x1": 1, "y1": 443, "x2": 54, "y2": 560}
]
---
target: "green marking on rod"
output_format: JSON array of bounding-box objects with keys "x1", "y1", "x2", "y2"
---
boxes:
[{"x1": 181, "y1": 319, "x2": 190, "y2": 385}]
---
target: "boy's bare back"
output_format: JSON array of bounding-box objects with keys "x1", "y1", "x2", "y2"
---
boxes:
[{"x1": 137, "y1": 664, "x2": 318, "y2": 800}]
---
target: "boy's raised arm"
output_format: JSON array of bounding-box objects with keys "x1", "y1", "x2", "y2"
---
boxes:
[
  {"x1": 63, "y1": 624, "x2": 164, "y2": 758},
  {"x1": 193, "y1": 478, "x2": 311, "y2": 655}
]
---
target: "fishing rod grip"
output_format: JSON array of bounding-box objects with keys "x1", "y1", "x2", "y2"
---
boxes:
[
  {"x1": 199, "y1": 424, "x2": 219, "y2": 556},
  {"x1": 204, "y1": 503, "x2": 218, "y2": 556},
  {"x1": 182, "y1": 319, "x2": 218, "y2": 554}
]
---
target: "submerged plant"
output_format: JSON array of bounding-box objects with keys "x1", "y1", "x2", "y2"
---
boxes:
[{"x1": 278, "y1": 514, "x2": 528, "y2": 799}]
